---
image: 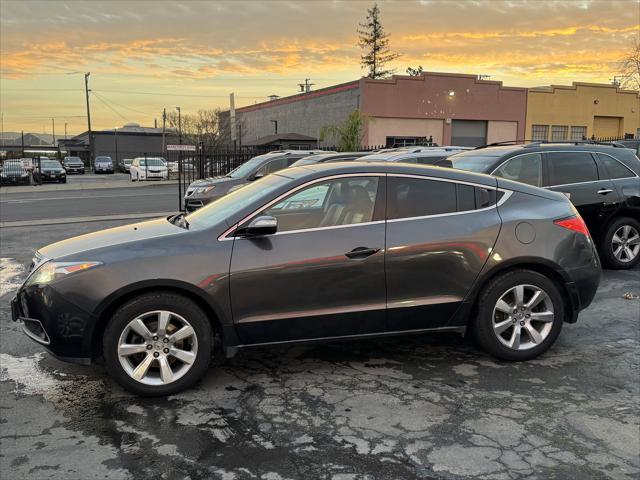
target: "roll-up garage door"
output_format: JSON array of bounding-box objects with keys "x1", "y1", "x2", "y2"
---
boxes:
[{"x1": 451, "y1": 120, "x2": 488, "y2": 147}]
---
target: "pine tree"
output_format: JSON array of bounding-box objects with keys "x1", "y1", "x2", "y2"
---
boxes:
[{"x1": 357, "y1": 3, "x2": 401, "y2": 79}]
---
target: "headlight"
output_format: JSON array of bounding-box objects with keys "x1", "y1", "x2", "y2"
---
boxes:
[
  {"x1": 195, "y1": 186, "x2": 215, "y2": 194},
  {"x1": 24, "y1": 261, "x2": 102, "y2": 288}
]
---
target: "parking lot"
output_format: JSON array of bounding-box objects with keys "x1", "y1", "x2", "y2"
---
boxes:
[{"x1": 0, "y1": 179, "x2": 638, "y2": 480}]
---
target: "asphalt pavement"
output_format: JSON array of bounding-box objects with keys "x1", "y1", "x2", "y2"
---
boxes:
[
  {"x1": 1, "y1": 179, "x2": 179, "y2": 224},
  {"x1": 0, "y1": 187, "x2": 638, "y2": 480}
]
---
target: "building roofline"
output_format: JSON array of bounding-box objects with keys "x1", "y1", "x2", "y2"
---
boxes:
[
  {"x1": 529, "y1": 81, "x2": 640, "y2": 96},
  {"x1": 361, "y1": 71, "x2": 527, "y2": 92},
  {"x1": 235, "y1": 80, "x2": 360, "y2": 113}
]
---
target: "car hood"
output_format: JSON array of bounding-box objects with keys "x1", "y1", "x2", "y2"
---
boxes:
[
  {"x1": 39, "y1": 218, "x2": 186, "y2": 260},
  {"x1": 189, "y1": 176, "x2": 237, "y2": 187}
]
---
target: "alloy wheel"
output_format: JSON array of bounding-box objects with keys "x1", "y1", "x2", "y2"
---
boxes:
[
  {"x1": 492, "y1": 284, "x2": 554, "y2": 351},
  {"x1": 611, "y1": 224, "x2": 640, "y2": 263},
  {"x1": 117, "y1": 310, "x2": 198, "y2": 385}
]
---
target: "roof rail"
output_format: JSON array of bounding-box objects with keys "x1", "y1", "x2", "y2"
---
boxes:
[
  {"x1": 474, "y1": 140, "x2": 531, "y2": 150},
  {"x1": 522, "y1": 140, "x2": 625, "y2": 148}
]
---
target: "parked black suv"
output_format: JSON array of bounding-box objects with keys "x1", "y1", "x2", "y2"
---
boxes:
[{"x1": 449, "y1": 142, "x2": 640, "y2": 269}]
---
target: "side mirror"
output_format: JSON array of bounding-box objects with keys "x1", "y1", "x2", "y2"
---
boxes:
[
  {"x1": 251, "y1": 172, "x2": 265, "y2": 181},
  {"x1": 236, "y1": 216, "x2": 277, "y2": 237}
]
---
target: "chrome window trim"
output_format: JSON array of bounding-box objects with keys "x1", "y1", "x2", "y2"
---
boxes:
[
  {"x1": 218, "y1": 173, "x2": 385, "y2": 240},
  {"x1": 219, "y1": 171, "x2": 511, "y2": 240}
]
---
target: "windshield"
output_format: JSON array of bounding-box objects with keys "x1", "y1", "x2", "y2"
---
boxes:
[
  {"x1": 65, "y1": 157, "x2": 81, "y2": 162},
  {"x1": 124, "y1": 159, "x2": 133, "y2": 164},
  {"x1": 96, "y1": 157, "x2": 112, "y2": 163},
  {"x1": 449, "y1": 151, "x2": 507, "y2": 172},
  {"x1": 42, "y1": 160, "x2": 62, "y2": 168},
  {"x1": 137, "y1": 158, "x2": 165, "y2": 167},
  {"x1": 186, "y1": 174, "x2": 288, "y2": 229},
  {"x1": 226, "y1": 155, "x2": 274, "y2": 179}
]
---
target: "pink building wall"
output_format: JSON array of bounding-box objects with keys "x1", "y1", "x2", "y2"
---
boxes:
[{"x1": 359, "y1": 72, "x2": 528, "y2": 146}]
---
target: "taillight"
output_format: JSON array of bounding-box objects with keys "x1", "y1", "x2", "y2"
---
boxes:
[{"x1": 554, "y1": 215, "x2": 590, "y2": 236}]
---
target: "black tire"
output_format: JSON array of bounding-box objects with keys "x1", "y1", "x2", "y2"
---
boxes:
[
  {"x1": 472, "y1": 270, "x2": 564, "y2": 361},
  {"x1": 599, "y1": 217, "x2": 640, "y2": 270},
  {"x1": 103, "y1": 292, "x2": 213, "y2": 396}
]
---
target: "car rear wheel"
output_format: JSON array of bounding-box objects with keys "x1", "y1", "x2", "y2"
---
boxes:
[
  {"x1": 103, "y1": 292, "x2": 213, "y2": 396},
  {"x1": 472, "y1": 270, "x2": 564, "y2": 361},
  {"x1": 600, "y1": 217, "x2": 640, "y2": 269}
]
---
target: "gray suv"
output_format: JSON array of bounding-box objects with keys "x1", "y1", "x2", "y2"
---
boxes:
[
  {"x1": 13, "y1": 162, "x2": 601, "y2": 396},
  {"x1": 184, "y1": 150, "x2": 326, "y2": 211}
]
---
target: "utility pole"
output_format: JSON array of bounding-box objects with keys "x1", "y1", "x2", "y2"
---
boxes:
[
  {"x1": 52, "y1": 118, "x2": 56, "y2": 146},
  {"x1": 64, "y1": 122, "x2": 67, "y2": 139},
  {"x1": 161, "y1": 108, "x2": 166, "y2": 154},
  {"x1": 176, "y1": 107, "x2": 182, "y2": 145},
  {"x1": 0, "y1": 113, "x2": 3, "y2": 146},
  {"x1": 21, "y1": 130, "x2": 25, "y2": 157},
  {"x1": 84, "y1": 72, "x2": 93, "y2": 165},
  {"x1": 298, "y1": 78, "x2": 314, "y2": 93}
]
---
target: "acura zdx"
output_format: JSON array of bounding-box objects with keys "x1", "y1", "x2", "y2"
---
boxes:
[{"x1": 12, "y1": 162, "x2": 601, "y2": 396}]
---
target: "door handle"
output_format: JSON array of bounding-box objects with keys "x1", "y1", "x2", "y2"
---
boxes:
[
  {"x1": 345, "y1": 247, "x2": 380, "y2": 259},
  {"x1": 597, "y1": 188, "x2": 613, "y2": 195}
]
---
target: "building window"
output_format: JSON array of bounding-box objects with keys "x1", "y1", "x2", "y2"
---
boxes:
[
  {"x1": 531, "y1": 125, "x2": 549, "y2": 142},
  {"x1": 570, "y1": 126, "x2": 587, "y2": 141},
  {"x1": 551, "y1": 125, "x2": 568, "y2": 142},
  {"x1": 385, "y1": 136, "x2": 430, "y2": 148}
]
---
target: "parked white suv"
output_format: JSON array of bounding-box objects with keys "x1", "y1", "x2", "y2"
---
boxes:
[{"x1": 130, "y1": 157, "x2": 168, "y2": 181}]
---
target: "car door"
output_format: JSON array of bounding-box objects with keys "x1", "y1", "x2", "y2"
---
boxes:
[
  {"x1": 385, "y1": 175, "x2": 502, "y2": 331},
  {"x1": 543, "y1": 151, "x2": 620, "y2": 235},
  {"x1": 229, "y1": 174, "x2": 387, "y2": 344}
]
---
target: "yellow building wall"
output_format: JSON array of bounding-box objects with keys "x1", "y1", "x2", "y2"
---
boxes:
[{"x1": 526, "y1": 83, "x2": 640, "y2": 140}]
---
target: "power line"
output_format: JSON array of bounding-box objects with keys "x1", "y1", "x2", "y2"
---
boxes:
[
  {"x1": 0, "y1": 114, "x2": 87, "y2": 119},
  {"x1": 95, "y1": 89, "x2": 266, "y2": 99},
  {"x1": 91, "y1": 92, "x2": 131, "y2": 123},
  {"x1": 92, "y1": 92, "x2": 153, "y2": 116},
  {"x1": 1, "y1": 88, "x2": 85, "y2": 92}
]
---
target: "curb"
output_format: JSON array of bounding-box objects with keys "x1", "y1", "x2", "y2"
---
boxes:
[
  {"x1": 1, "y1": 212, "x2": 175, "y2": 228},
  {"x1": 0, "y1": 180, "x2": 179, "y2": 195}
]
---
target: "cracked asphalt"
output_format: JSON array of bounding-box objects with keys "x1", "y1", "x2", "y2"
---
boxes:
[{"x1": 1, "y1": 220, "x2": 639, "y2": 480}]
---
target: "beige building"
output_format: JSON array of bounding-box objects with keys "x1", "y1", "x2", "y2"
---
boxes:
[{"x1": 526, "y1": 82, "x2": 640, "y2": 142}]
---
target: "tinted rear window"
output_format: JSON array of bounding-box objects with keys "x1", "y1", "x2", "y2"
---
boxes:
[
  {"x1": 387, "y1": 177, "x2": 457, "y2": 219},
  {"x1": 546, "y1": 152, "x2": 598, "y2": 185},
  {"x1": 597, "y1": 153, "x2": 636, "y2": 179}
]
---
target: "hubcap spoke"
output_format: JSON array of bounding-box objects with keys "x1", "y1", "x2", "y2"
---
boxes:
[
  {"x1": 131, "y1": 353, "x2": 154, "y2": 381},
  {"x1": 170, "y1": 325, "x2": 195, "y2": 343},
  {"x1": 622, "y1": 225, "x2": 631, "y2": 238},
  {"x1": 612, "y1": 233, "x2": 623, "y2": 245},
  {"x1": 530, "y1": 311, "x2": 554, "y2": 322},
  {"x1": 157, "y1": 311, "x2": 171, "y2": 337},
  {"x1": 513, "y1": 285, "x2": 525, "y2": 308},
  {"x1": 130, "y1": 318, "x2": 153, "y2": 340},
  {"x1": 627, "y1": 234, "x2": 640, "y2": 246},
  {"x1": 170, "y1": 347, "x2": 196, "y2": 364},
  {"x1": 509, "y1": 325, "x2": 521, "y2": 349},
  {"x1": 158, "y1": 357, "x2": 174, "y2": 384},
  {"x1": 495, "y1": 299, "x2": 512, "y2": 314},
  {"x1": 493, "y1": 318, "x2": 513, "y2": 335},
  {"x1": 526, "y1": 289, "x2": 547, "y2": 309},
  {"x1": 524, "y1": 323, "x2": 543, "y2": 344},
  {"x1": 118, "y1": 343, "x2": 148, "y2": 356}
]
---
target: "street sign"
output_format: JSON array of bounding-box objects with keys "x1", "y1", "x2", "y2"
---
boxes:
[{"x1": 167, "y1": 144, "x2": 196, "y2": 152}]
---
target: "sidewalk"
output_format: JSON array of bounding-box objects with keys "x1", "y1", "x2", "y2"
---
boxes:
[{"x1": 0, "y1": 179, "x2": 178, "y2": 195}]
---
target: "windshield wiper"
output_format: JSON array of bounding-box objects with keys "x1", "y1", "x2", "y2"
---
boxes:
[{"x1": 168, "y1": 212, "x2": 190, "y2": 229}]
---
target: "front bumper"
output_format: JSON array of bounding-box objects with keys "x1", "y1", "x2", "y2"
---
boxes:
[
  {"x1": 40, "y1": 173, "x2": 66, "y2": 182},
  {"x1": 65, "y1": 167, "x2": 85, "y2": 174},
  {"x1": 12, "y1": 285, "x2": 97, "y2": 364},
  {"x1": 0, "y1": 176, "x2": 29, "y2": 185},
  {"x1": 184, "y1": 194, "x2": 221, "y2": 212}
]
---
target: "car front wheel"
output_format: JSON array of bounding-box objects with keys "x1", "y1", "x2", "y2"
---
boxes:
[
  {"x1": 600, "y1": 217, "x2": 640, "y2": 269},
  {"x1": 103, "y1": 292, "x2": 213, "y2": 396},
  {"x1": 472, "y1": 270, "x2": 564, "y2": 361}
]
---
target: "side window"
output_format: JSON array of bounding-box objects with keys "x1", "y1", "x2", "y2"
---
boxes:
[
  {"x1": 493, "y1": 153, "x2": 542, "y2": 187},
  {"x1": 546, "y1": 152, "x2": 599, "y2": 186},
  {"x1": 256, "y1": 157, "x2": 288, "y2": 176},
  {"x1": 596, "y1": 153, "x2": 636, "y2": 180},
  {"x1": 388, "y1": 177, "x2": 456, "y2": 220},
  {"x1": 263, "y1": 177, "x2": 379, "y2": 232}
]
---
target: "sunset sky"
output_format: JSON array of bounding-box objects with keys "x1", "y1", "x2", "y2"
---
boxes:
[{"x1": 1, "y1": 0, "x2": 639, "y2": 135}]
